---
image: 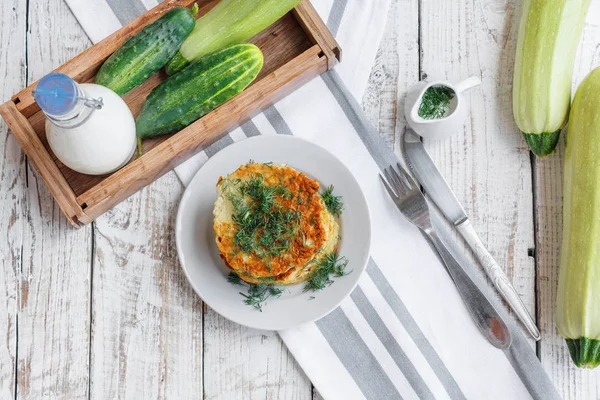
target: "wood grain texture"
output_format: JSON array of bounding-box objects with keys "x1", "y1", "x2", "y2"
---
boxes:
[
  {"x1": 0, "y1": 102, "x2": 85, "y2": 227},
  {"x1": 536, "y1": 3, "x2": 600, "y2": 399},
  {"x1": 0, "y1": 0, "x2": 26, "y2": 398},
  {"x1": 16, "y1": 0, "x2": 93, "y2": 398},
  {"x1": 293, "y1": 0, "x2": 342, "y2": 68},
  {"x1": 203, "y1": 313, "x2": 312, "y2": 400},
  {"x1": 91, "y1": 172, "x2": 204, "y2": 399},
  {"x1": 361, "y1": 0, "x2": 419, "y2": 156},
  {"x1": 419, "y1": 0, "x2": 537, "y2": 348}
]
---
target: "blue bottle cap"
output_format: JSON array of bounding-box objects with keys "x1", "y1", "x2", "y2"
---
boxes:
[{"x1": 33, "y1": 73, "x2": 79, "y2": 116}]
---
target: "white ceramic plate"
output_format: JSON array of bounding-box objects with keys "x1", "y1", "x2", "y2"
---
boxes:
[{"x1": 176, "y1": 135, "x2": 371, "y2": 331}]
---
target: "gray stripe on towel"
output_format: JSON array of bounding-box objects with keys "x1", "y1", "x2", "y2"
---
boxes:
[
  {"x1": 240, "y1": 120, "x2": 261, "y2": 137},
  {"x1": 327, "y1": 0, "x2": 349, "y2": 37},
  {"x1": 106, "y1": 0, "x2": 148, "y2": 26},
  {"x1": 367, "y1": 260, "x2": 467, "y2": 400},
  {"x1": 321, "y1": 71, "x2": 397, "y2": 170},
  {"x1": 316, "y1": 308, "x2": 403, "y2": 400},
  {"x1": 264, "y1": 106, "x2": 293, "y2": 136},
  {"x1": 351, "y1": 286, "x2": 436, "y2": 400},
  {"x1": 204, "y1": 135, "x2": 234, "y2": 158}
]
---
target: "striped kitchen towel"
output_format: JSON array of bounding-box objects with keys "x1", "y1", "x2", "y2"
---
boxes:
[{"x1": 65, "y1": 0, "x2": 560, "y2": 399}]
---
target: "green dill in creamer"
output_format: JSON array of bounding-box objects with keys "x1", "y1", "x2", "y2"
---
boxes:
[{"x1": 418, "y1": 85, "x2": 456, "y2": 120}]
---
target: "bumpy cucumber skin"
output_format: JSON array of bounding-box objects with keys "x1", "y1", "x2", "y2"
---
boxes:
[
  {"x1": 522, "y1": 131, "x2": 561, "y2": 157},
  {"x1": 95, "y1": 7, "x2": 195, "y2": 96},
  {"x1": 136, "y1": 44, "x2": 264, "y2": 139}
]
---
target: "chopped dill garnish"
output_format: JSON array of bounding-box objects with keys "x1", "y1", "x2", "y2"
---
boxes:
[
  {"x1": 227, "y1": 272, "x2": 283, "y2": 311},
  {"x1": 227, "y1": 173, "x2": 301, "y2": 260},
  {"x1": 321, "y1": 186, "x2": 344, "y2": 217},
  {"x1": 304, "y1": 252, "x2": 350, "y2": 292},
  {"x1": 227, "y1": 272, "x2": 244, "y2": 286},
  {"x1": 418, "y1": 85, "x2": 455, "y2": 120},
  {"x1": 241, "y1": 284, "x2": 283, "y2": 312}
]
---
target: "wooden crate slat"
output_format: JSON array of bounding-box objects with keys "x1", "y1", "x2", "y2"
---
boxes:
[
  {"x1": 293, "y1": 0, "x2": 342, "y2": 68},
  {"x1": 0, "y1": 101, "x2": 82, "y2": 226}
]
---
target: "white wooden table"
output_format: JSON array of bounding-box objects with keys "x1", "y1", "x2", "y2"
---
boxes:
[{"x1": 2, "y1": 0, "x2": 600, "y2": 398}]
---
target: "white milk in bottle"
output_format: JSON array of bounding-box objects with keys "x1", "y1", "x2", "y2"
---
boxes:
[{"x1": 33, "y1": 73, "x2": 137, "y2": 175}]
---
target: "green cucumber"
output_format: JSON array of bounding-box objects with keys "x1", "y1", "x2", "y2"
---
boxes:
[
  {"x1": 165, "y1": 0, "x2": 301, "y2": 75},
  {"x1": 136, "y1": 43, "x2": 263, "y2": 139},
  {"x1": 95, "y1": 7, "x2": 196, "y2": 96}
]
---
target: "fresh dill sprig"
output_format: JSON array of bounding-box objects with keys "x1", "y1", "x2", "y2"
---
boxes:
[
  {"x1": 227, "y1": 272, "x2": 283, "y2": 311},
  {"x1": 304, "y1": 252, "x2": 350, "y2": 292},
  {"x1": 418, "y1": 85, "x2": 455, "y2": 120},
  {"x1": 227, "y1": 271, "x2": 244, "y2": 286},
  {"x1": 241, "y1": 284, "x2": 284, "y2": 312},
  {"x1": 228, "y1": 173, "x2": 301, "y2": 260},
  {"x1": 321, "y1": 186, "x2": 344, "y2": 217}
]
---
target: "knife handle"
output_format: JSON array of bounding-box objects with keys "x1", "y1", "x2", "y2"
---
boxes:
[
  {"x1": 456, "y1": 220, "x2": 541, "y2": 341},
  {"x1": 426, "y1": 230, "x2": 511, "y2": 349}
]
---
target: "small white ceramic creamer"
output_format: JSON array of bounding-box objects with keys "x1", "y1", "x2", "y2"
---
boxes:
[
  {"x1": 34, "y1": 73, "x2": 137, "y2": 176},
  {"x1": 404, "y1": 76, "x2": 481, "y2": 140}
]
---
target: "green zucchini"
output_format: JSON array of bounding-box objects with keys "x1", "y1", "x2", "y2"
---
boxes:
[
  {"x1": 136, "y1": 43, "x2": 263, "y2": 139},
  {"x1": 512, "y1": 0, "x2": 591, "y2": 157},
  {"x1": 165, "y1": 0, "x2": 301, "y2": 75},
  {"x1": 95, "y1": 7, "x2": 196, "y2": 96},
  {"x1": 556, "y1": 67, "x2": 600, "y2": 369}
]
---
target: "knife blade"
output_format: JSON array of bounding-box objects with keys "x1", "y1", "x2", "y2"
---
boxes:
[
  {"x1": 403, "y1": 130, "x2": 468, "y2": 225},
  {"x1": 403, "y1": 129, "x2": 541, "y2": 341}
]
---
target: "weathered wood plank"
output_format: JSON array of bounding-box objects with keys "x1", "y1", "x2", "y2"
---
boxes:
[
  {"x1": 16, "y1": 0, "x2": 93, "y2": 398},
  {"x1": 419, "y1": 0, "x2": 536, "y2": 348},
  {"x1": 362, "y1": 0, "x2": 419, "y2": 157},
  {"x1": 536, "y1": 3, "x2": 600, "y2": 399},
  {"x1": 0, "y1": 0, "x2": 26, "y2": 398},
  {"x1": 90, "y1": 172, "x2": 204, "y2": 399},
  {"x1": 203, "y1": 312, "x2": 312, "y2": 400}
]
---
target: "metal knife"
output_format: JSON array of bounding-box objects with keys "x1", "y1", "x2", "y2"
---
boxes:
[{"x1": 403, "y1": 129, "x2": 540, "y2": 341}]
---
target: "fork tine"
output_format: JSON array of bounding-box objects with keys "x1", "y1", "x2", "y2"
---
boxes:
[
  {"x1": 383, "y1": 169, "x2": 398, "y2": 195},
  {"x1": 379, "y1": 174, "x2": 397, "y2": 199},
  {"x1": 385, "y1": 167, "x2": 405, "y2": 195},
  {"x1": 397, "y1": 163, "x2": 417, "y2": 189},
  {"x1": 389, "y1": 166, "x2": 409, "y2": 194}
]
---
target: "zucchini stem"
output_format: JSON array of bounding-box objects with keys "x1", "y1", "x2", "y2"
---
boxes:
[
  {"x1": 566, "y1": 338, "x2": 600, "y2": 369},
  {"x1": 523, "y1": 130, "x2": 561, "y2": 157}
]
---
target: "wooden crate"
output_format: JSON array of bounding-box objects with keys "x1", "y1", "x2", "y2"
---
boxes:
[{"x1": 0, "y1": 0, "x2": 340, "y2": 227}]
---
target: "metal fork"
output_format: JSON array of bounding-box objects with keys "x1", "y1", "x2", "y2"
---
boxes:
[{"x1": 380, "y1": 163, "x2": 511, "y2": 349}]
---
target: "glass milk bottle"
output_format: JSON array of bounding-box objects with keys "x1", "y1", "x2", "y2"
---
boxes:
[{"x1": 33, "y1": 73, "x2": 137, "y2": 175}]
